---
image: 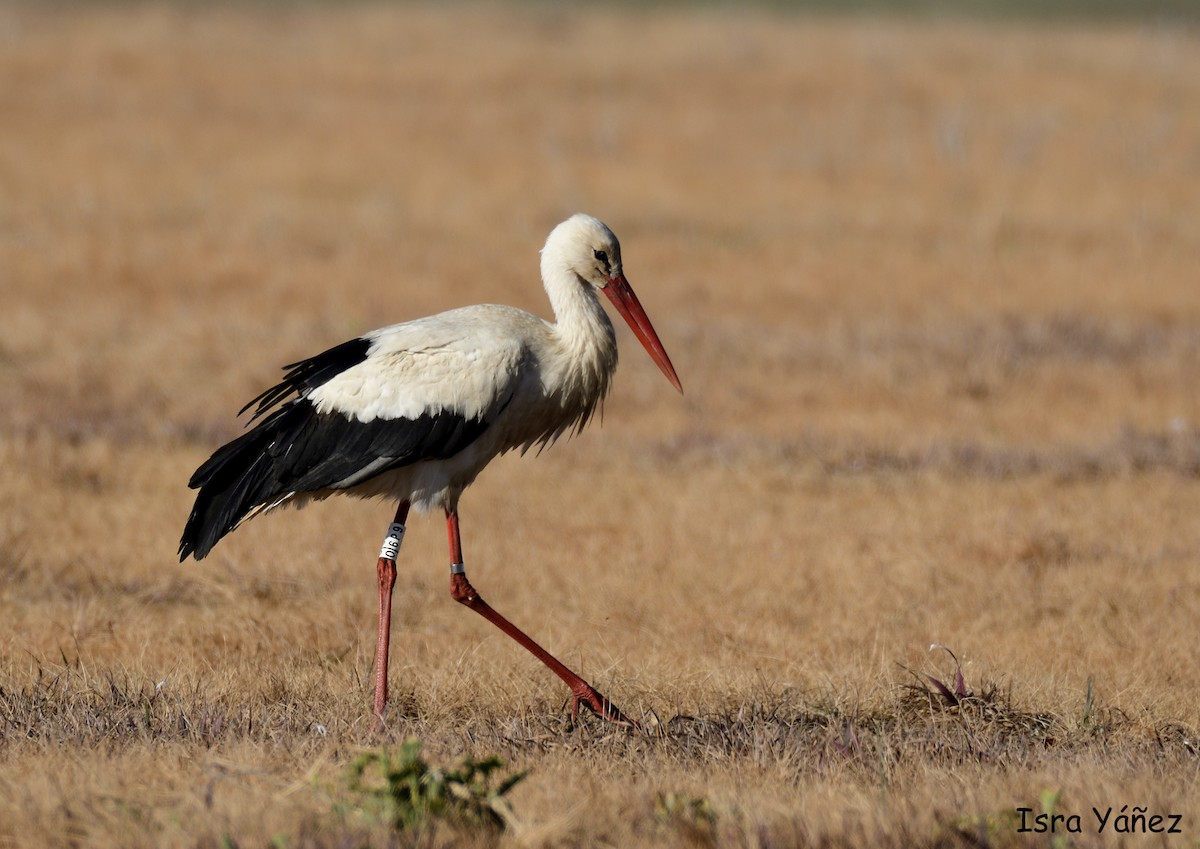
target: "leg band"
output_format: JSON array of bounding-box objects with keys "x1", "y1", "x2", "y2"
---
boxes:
[
  {"x1": 450, "y1": 562, "x2": 466, "y2": 575},
  {"x1": 379, "y1": 522, "x2": 406, "y2": 560}
]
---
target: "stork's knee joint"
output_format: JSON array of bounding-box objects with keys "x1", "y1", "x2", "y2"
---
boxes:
[
  {"x1": 377, "y1": 557, "x2": 397, "y2": 591},
  {"x1": 449, "y1": 569, "x2": 479, "y2": 606}
]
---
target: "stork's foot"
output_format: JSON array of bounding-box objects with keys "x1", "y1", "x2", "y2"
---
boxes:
[
  {"x1": 569, "y1": 683, "x2": 640, "y2": 730},
  {"x1": 372, "y1": 708, "x2": 389, "y2": 734}
]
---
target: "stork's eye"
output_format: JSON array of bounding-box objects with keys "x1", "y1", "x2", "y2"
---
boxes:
[{"x1": 593, "y1": 249, "x2": 609, "y2": 270}]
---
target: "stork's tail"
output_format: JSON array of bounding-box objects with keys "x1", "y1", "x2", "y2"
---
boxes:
[{"x1": 178, "y1": 406, "x2": 300, "y2": 561}]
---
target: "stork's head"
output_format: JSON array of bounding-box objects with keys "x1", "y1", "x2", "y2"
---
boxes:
[
  {"x1": 542, "y1": 214, "x2": 682, "y2": 393},
  {"x1": 546, "y1": 213, "x2": 624, "y2": 288}
]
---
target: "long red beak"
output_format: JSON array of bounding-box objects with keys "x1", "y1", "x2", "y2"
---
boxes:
[{"x1": 601, "y1": 273, "x2": 683, "y2": 393}]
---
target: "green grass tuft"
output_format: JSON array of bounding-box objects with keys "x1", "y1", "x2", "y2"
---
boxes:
[{"x1": 339, "y1": 739, "x2": 526, "y2": 835}]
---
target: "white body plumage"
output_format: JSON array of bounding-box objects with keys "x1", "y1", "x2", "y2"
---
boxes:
[{"x1": 303, "y1": 297, "x2": 616, "y2": 513}]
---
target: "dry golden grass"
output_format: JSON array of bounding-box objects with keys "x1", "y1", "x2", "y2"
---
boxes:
[{"x1": 2, "y1": 3, "x2": 1199, "y2": 847}]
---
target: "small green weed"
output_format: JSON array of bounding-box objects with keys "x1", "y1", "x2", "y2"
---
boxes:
[
  {"x1": 343, "y1": 738, "x2": 526, "y2": 834},
  {"x1": 656, "y1": 792, "x2": 717, "y2": 845},
  {"x1": 949, "y1": 808, "x2": 1021, "y2": 846},
  {"x1": 1040, "y1": 789, "x2": 1072, "y2": 849}
]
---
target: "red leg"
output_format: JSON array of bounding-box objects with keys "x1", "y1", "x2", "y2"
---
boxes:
[
  {"x1": 445, "y1": 508, "x2": 637, "y2": 728},
  {"x1": 373, "y1": 500, "x2": 410, "y2": 729}
]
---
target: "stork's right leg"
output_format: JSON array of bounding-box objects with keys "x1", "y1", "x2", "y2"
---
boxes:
[
  {"x1": 443, "y1": 508, "x2": 638, "y2": 728},
  {"x1": 373, "y1": 500, "x2": 410, "y2": 730}
]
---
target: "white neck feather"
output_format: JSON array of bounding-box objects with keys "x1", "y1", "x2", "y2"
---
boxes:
[{"x1": 540, "y1": 252, "x2": 617, "y2": 415}]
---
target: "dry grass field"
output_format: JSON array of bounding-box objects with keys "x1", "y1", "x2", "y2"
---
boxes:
[{"x1": 2, "y1": 2, "x2": 1200, "y2": 846}]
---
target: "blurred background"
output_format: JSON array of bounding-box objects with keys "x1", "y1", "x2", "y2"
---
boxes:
[{"x1": 1, "y1": 2, "x2": 1199, "y2": 845}]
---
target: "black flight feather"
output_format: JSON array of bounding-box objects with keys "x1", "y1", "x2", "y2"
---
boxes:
[
  {"x1": 239, "y1": 336, "x2": 372, "y2": 421},
  {"x1": 179, "y1": 339, "x2": 492, "y2": 562}
]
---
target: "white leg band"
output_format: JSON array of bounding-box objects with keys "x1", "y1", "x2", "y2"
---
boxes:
[
  {"x1": 450, "y1": 562, "x2": 466, "y2": 575},
  {"x1": 379, "y1": 523, "x2": 406, "y2": 560}
]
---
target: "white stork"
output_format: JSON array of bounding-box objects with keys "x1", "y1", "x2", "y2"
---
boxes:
[{"x1": 179, "y1": 214, "x2": 681, "y2": 728}]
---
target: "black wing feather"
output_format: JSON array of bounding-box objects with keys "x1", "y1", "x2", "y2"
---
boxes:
[
  {"x1": 180, "y1": 337, "x2": 495, "y2": 562},
  {"x1": 179, "y1": 400, "x2": 490, "y2": 561},
  {"x1": 238, "y1": 337, "x2": 372, "y2": 420}
]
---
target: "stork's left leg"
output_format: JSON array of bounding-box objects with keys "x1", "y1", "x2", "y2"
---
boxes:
[
  {"x1": 444, "y1": 508, "x2": 637, "y2": 728},
  {"x1": 373, "y1": 500, "x2": 410, "y2": 729}
]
